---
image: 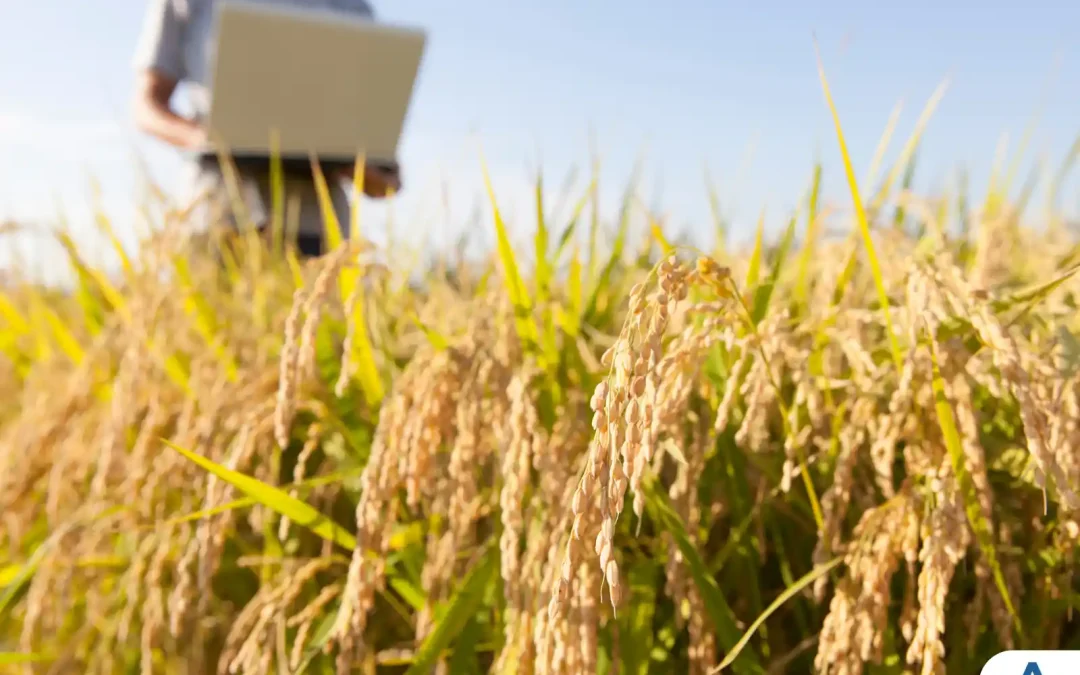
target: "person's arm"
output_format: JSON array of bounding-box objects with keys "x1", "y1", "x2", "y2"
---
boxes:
[
  {"x1": 130, "y1": 0, "x2": 204, "y2": 150},
  {"x1": 132, "y1": 70, "x2": 205, "y2": 150}
]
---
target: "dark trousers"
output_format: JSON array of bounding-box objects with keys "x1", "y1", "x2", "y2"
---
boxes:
[{"x1": 191, "y1": 154, "x2": 352, "y2": 261}]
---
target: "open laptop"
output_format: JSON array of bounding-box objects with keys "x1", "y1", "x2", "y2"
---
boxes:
[{"x1": 202, "y1": 0, "x2": 427, "y2": 174}]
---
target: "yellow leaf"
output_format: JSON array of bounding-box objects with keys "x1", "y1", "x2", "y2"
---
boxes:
[
  {"x1": 163, "y1": 439, "x2": 357, "y2": 551},
  {"x1": 0, "y1": 293, "x2": 29, "y2": 335},
  {"x1": 350, "y1": 151, "x2": 367, "y2": 242},
  {"x1": 310, "y1": 156, "x2": 344, "y2": 253},
  {"x1": 478, "y1": 147, "x2": 541, "y2": 359},
  {"x1": 869, "y1": 79, "x2": 949, "y2": 213},
  {"x1": 744, "y1": 209, "x2": 766, "y2": 290},
  {"x1": 814, "y1": 38, "x2": 904, "y2": 378},
  {"x1": 174, "y1": 256, "x2": 239, "y2": 381},
  {"x1": 650, "y1": 220, "x2": 674, "y2": 257},
  {"x1": 42, "y1": 305, "x2": 84, "y2": 366}
]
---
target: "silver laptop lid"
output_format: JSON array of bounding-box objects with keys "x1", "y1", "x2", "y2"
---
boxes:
[{"x1": 205, "y1": 1, "x2": 426, "y2": 165}]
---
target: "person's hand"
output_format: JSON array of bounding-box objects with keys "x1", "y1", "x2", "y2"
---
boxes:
[
  {"x1": 363, "y1": 163, "x2": 402, "y2": 199},
  {"x1": 336, "y1": 163, "x2": 402, "y2": 199},
  {"x1": 180, "y1": 121, "x2": 209, "y2": 151}
]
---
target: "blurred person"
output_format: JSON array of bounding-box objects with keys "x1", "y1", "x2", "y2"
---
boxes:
[{"x1": 131, "y1": 0, "x2": 402, "y2": 258}]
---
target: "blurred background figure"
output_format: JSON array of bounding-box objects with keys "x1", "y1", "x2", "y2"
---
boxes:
[{"x1": 131, "y1": 0, "x2": 402, "y2": 258}]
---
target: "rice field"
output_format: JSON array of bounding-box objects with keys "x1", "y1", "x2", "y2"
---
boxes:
[{"x1": 2, "y1": 68, "x2": 1080, "y2": 675}]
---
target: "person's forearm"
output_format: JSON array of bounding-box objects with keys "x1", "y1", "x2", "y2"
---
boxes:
[{"x1": 133, "y1": 99, "x2": 201, "y2": 150}]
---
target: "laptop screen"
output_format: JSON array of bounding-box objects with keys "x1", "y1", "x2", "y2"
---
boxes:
[{"x1": 205, "y1": 2, "x2": 426, "y2": 165}]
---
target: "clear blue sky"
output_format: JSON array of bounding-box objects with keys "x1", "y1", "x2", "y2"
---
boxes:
[{"x1": 1, "y1": 0, "x2": 1078, "y2": 280}]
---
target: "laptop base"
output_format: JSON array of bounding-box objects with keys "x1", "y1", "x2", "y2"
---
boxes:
[{"x1": 195, "y1": 152, "x2": 398, "y2": 180}]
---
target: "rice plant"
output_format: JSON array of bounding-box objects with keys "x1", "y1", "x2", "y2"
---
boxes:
[{"x1": 1, "y1": 72, "x2": 1080, "y2": 674}]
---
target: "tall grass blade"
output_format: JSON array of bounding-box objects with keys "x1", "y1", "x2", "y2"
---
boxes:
[
  {"x1": 174, "y1": 256, "x2": 239, "y2": 381},
  {"x1": 641, "y1": 200, "x2": 675, "y2": 257},
  {"x1": 210, "y1": 140, "x2": 252, "y2": 229},
  {"x1": 348, "y1": 151, "x2": 367, "y2": 242},
  {"x1": 552, "y1": 178, "x2": 594, "y2": 263},
  {"x1": 0, "y1": 332, "x2": 28, "y2": 379},
  {"x1": 1003, "y1": 63, "x2": 1054, "y2": 200},
  {"x1": 751, "y1": 211, "x2": 797, "y2": 325},
  {"x1": 89, "y1": 184, "x2": 137, "y2": 281},
  {"x1": 268, "y1": 130, "x2": 285, "y2": 258},
  {"x1": 70, "y1": 262, "x2": 192, "y2": 395},
  {"x1": 814, "y1": 39, "x2": 904, "y2": 377},
  {"x1": 341, "y1": 277, "x2": 384, "y2": 406},
  {"x1": 534, "y1": 172, "x2": 551, "y2": 297},
  {"x1": 620, "y1": 562, "x2": 658, "y2": 675},
  {"x1": 582, "y1": 170, "x2": 638, "y2": 326},
  {"x1": 390, "y1": 577, "x2": 427, "y2": 613},
  {"x1": 292, "y1": 606, "x2": 341, "y2": 673},
  {"x1": 549, "y1": 163, "x2": 579, "y2": 223},
  {"x1": 0, "y1": 293, "x2": 30, "y2": 335},
  {"x1": 479, "y1": 151, "x2": 541, "y2": 358},
  {"x1": 53, "y1": 231, "x2": 106, "y2": 335},
  {"x1": 644, "y1": 482, "x2": 763, "y2": 674},
  {"x1": 24, "y1": 292, "x2": 54, "y2": 362},
  {"x1": 310, "y1": 156, "x2": 345, "y2": 253},
  {"x1": 869, "y1": 79, "x2": 949, "y2": 213},
  {"x1": 993, "y1": 261, "x2": 1080, "y2": 327},
  {"x1": 317, "y1": 159, "x2": 385, "y2": 406},
  {"x1": 162, "y1": 439, "x2": 357, "y2": 551},
  {"x1": 411, "y1": 312, "x2": 450, "y2": 351},
  {"x1": 447, "y1": 617, "x2": 483, "y2": 674},
  {"x1": 1047, "y1": 135, "x2": 1080, "y2": 212},
  {"x1": 711, "y1": 557, "x2": 842, "y2": 673},
  {"x1": 212, "y1": 141, "x2": 267, "y2": 281},
  {"x1": 794, "y1": 163, "x2": 823, "y2": 307},
  {"x1": 892, "y1": 150, "x2": 919, "y2": 231},
  {"x1": 534, "y1": 171, "x2": 559, "y2": 366},
  {"x1": 561, "y1": 242, "x2": 584, "y2": 338},
  {"x1": 1010, "y1": 159, "x2": 1042, "y2": 224},
  {"x1": 404, "y1": 544, "x2": 496, "y2": 675},
  {"x1": 744, "y1": 209, "x2": 766, "y2": 291},
  {"x1": 286, "y1": 246, "x2": 305, "y2": 289},
  {"x1": 983, "y1": 133, "x2": 1011, "y2": 218},
  {"x1": 0, "y1": 507, "x2": 125, "y2": 619},
  {"x1": 41, "y1": 305, "x2": 83, "y2": 366},
  {"x1": 864, "y1": 101, "x2": 904, "y2": 190},
  {"x1": 554, "y1": 224, "x2": 578, "y2": 267},
  {"x1": 162, "y1": 469, "x2": 363, "y2": 528}
]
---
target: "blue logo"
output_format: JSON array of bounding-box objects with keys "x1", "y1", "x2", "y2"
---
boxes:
[{"x1": 979, "y1": 651, "x2": 1080, "y2": 674}]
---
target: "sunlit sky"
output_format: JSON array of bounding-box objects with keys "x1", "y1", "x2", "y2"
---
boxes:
[{"x1": 2, "y1": 1, "x2": 1079, "y2": 282}]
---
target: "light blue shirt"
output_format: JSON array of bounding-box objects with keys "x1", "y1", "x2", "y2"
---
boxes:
[{"x1": 133, "y1": 0, "x2": 376, "y2": 125}]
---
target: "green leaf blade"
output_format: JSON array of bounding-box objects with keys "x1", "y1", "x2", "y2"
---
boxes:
[
  {"x1": 644, "y1": 482, "x2": 763, "y2": 675},
  {"x1": 405, "y1": 544, "x2": 497, "y2": 675},
  {"x1": 162, "y1": 439, "x2": 357, "y2": 551}
]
